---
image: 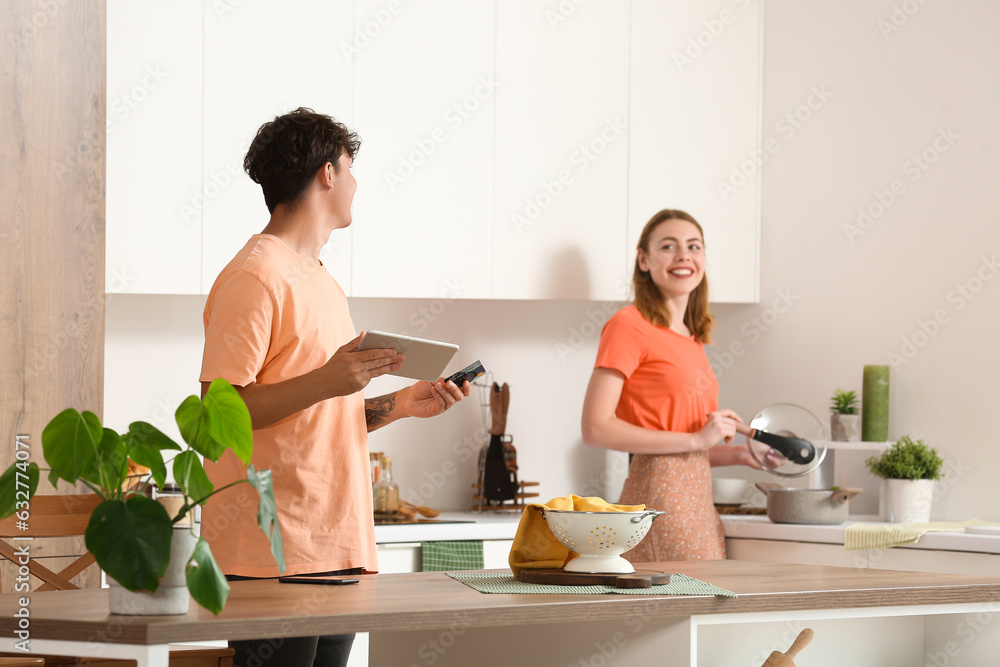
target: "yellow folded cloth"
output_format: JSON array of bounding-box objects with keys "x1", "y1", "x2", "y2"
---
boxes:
[
  {"x1": 508, "y1": 495, "x2": 644, "y2": 577},
  {"x1": 844, "y1": 519, "x2": 1000, "y2": 550}
]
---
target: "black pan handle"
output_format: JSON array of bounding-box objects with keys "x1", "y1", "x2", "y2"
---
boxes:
[{"x1": 735, "y1": 423, "x2": 816, "y2": 464}]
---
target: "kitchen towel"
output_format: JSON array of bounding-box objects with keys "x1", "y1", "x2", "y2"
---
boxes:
[
  {"x1": 421, "y1": 540, "x2": 484, "y2": 571},
  {"x1": 844, "y1": 519, "x2": 1000, "y2": 550},
  {"x1": 508, "y1": 495, "x2": 644, "y2": 577},
  {"x1": 447, "y1": 571, "x2": 737, "y2": 598}
]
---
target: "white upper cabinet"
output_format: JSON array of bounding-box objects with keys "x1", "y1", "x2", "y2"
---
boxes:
[
  {"x1": 629, "y1": 0, "x2": 762, "y2": 303},
  {"x1": 106, "y1": 0, "x2": 203, "y2": 294},
  {"x1": 349, "y1": 0, "x2": 496, "y2": 299},
  {"x1": 201, "y1": 0, "x2": 354, "y2": 294},
  {"x1": 493, "y1": 1, "x2": 630, "y2": 301},
  {"x1": 106, "y1": 1, "x2": 762, "y2": 302}
]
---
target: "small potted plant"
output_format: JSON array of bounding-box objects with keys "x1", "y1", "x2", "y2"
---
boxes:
[
  {"x1": 829, "y1": 389, "x2": 861, "y2": 442},
  {"x1": 0, "y1": 378, "x2": 284, "y2": 615},
  {"x1": 865, "y1": 435, "x2": 943, "y2": 523}
]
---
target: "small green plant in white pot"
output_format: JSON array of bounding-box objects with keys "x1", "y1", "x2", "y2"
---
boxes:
[
  {"x1": 829, "y1": 389, "x2": 861, "y2": 442},
  {"x1": 865, "y1": 435, "x2": 943, "y2": 523},
  {"x1": 0, "y1": 379, "x2": 284, "y2": 615}
]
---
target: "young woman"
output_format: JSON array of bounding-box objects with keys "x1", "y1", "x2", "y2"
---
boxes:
[{"x1": 581, "y1": 209, "x2": 777, "y2": 561}]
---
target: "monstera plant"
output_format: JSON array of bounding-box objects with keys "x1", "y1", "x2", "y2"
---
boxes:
[{"x1": 0, "y1": 378, "x2": 284, "y2": 614}]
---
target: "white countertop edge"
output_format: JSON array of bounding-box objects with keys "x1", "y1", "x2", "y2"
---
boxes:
[
  {"x1": 722, "y1": 515, "x2": 1000, "y2": 555},
  {"x1": 374, "y1": 511, "x2": 521, "y2": 544}
]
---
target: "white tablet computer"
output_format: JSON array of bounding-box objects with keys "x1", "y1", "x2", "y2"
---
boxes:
[{"x1": 356, "y1": 330, "x2": 459, "y2": 381}]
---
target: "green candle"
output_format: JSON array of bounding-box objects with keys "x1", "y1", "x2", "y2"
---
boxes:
[{"x1": 862, "y1": 365, "x2": 890, "y2": 441}]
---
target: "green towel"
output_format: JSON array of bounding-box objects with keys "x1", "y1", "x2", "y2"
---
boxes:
[
  {"x1": 421, "y1": 540, "x2": 484, "y2": 571},
  {"x1": 446, "y1": 571, "x2": 737, "y2": 597}
]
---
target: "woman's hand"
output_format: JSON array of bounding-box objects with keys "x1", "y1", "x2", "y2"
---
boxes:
[
  {"x1": 741, "y1": 438, "x2": 787, "y2": 470},
  {"x1": 402, "y1": 378, "x2": 471, "y2": 419},
  {"x1": 696, "y1": 410, "x2": 743, "y2": 449}
]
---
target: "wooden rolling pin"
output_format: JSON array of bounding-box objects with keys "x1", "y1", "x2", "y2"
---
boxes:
[{"x1": 761, "y1": 628, "x2": 814, "y2": 667}]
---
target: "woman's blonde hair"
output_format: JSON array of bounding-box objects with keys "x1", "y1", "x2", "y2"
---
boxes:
[{"x1": 632, "y1": 209, "x2": 716, "y2": 344}]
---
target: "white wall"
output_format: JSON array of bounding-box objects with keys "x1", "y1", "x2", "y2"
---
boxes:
[
  {"x1": 105, "y1": 294, "x2": 624, "y2": 511},
  {"x1": 105, "y1": 0, "x2": 1000, "y2": 520},
  {"x1": 709, "y1": 0, "x2": 1000, "y2": 520}
]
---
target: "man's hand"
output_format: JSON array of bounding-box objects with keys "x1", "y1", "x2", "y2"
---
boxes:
[
  {"x1": 365, "y1": 377, "x2": 471, "y2": 432},
  {"x1": 317, "y1": 333, "x2": 404, "y2": 399},
  {"x1": 402, "y1": 378, "x2": 471, "y2": 419}
]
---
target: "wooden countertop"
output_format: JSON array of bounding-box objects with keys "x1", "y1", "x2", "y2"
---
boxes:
[{"x1": 3, "y1": 560, "x2": 1000, "y2": 646}]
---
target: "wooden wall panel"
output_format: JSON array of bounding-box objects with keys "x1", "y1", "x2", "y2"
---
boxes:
[{"x1": 0, "y1": 0, "x2": 106, "y2": 591}]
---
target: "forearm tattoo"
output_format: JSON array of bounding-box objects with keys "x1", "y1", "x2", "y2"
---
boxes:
[{"x1": 365, "y1": 394, "x2": 395, "y2": 431}]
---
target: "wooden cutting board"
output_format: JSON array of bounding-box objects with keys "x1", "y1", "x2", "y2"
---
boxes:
[{"x1": 517, "y1": 568, "x2": 670, "y2": 589}]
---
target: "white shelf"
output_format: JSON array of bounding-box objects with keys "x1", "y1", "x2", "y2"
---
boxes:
[{"x1": 816, "y1": 439, "x2": 894, "y2": 451}]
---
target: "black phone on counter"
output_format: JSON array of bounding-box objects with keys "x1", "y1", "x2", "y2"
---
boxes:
[{"x1": 278, "y1": 576, "x2": 360, "y2": 586}]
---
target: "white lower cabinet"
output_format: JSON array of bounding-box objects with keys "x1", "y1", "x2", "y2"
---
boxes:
[{"x1": 727, "y1": 537, "x2": 1000, "y2": 576}]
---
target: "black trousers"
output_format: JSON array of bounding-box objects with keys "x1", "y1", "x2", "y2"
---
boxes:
[{"x1": 226, "y1": 568, "x2": 363, "y2": 667}]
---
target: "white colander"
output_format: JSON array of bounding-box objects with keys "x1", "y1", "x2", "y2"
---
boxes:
[{"x1": 536, "y1": 508, "x2": 665, "y2": 573}]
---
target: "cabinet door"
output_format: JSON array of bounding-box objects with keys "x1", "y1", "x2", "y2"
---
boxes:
[
  {"x1": 492, "y1": 2, "x2": 630, "y2": 300},
  {"x1": 376, "y1": 542, "x2": 422, "y2": 573},
  {"x1": 201, "y1": 0, "x2": 354, "y2": 293},
  {"x1": 106, "y1": 0, "x2": 203, "y2": 294},
  {"x1": 869, "y1": 547, "x2": 1000, "y2": 577},
  {"x1": 726, "y1": 538, "x2": 868, "y2": 569},
  {"x1": 629, "y1": 0, "x2": 762, "y2": 303},
  {"x1": 350, "y1": 0, "x2": 495, "y2": 298},
  {"x1": 482, "y1": 539, "x2": 514, "y2": 570}
]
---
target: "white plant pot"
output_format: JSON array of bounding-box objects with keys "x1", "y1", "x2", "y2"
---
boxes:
[
  {"x1": 830, "y1": 414, "x2": 861, "y2": 442},
  {"x1": 886, "y1": 478, "x2": 935, "y2": 524},
  {"x1": 108, "y1": 526, "x2": 196, "y2": 615}
]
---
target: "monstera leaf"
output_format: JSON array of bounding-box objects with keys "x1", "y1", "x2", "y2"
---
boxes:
[{"x1": 85, "y1": 495, "x2": 172, "y2": 592}]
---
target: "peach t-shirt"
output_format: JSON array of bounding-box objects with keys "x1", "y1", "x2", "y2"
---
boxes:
[{"x1": 199, "y1": 234, "x2": 376, "y2": 577}]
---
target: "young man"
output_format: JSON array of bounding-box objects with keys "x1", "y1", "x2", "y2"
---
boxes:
[{"x1": 199, "y1": 107, "x2": 469, "y2": 667}]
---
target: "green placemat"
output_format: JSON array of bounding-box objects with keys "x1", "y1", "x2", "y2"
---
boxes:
[
  {"x1": 422, "y1": 541, "x2": 485, "y2": 571},
  {"x1": 446, "y1": 571, "x2": 737, "y2": 598}
]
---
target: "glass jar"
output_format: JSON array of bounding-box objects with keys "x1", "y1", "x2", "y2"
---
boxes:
[{"x1": 372, "y1": 454, "x2": 399, "y2": 518}]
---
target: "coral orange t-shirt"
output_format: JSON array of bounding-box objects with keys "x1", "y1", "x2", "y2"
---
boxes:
[
  {"x1": 594, "y1": 305, "x2": 718, "y2": 432},
  {"x1": 199, "y1": 234, "x2": 376, "y2": 577}
]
